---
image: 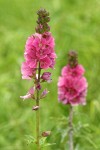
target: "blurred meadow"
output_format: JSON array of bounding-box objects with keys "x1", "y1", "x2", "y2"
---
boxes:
[{"x1": 0, "y1": 0, "x2": 100, "y2": 149}]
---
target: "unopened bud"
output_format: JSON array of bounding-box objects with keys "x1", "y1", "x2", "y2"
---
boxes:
[
  {"x1": 35, "y1": 8, "x2": 50, "y2": 34},
  {"x1": 42, "y1": 131, "x2": 51, "y2": 137},
  {"x1": 41, "y1": 72, "x2": 51, "y2": 82},
  {"x1": 36, "y1": 83, "x2": 41, "y2": 90},
  {"x1": 32, "y1": 106, "x2": 39, "y2": 111},
  {"x1": 68, "y1": 50, "x2": 78, "y2": 68}
]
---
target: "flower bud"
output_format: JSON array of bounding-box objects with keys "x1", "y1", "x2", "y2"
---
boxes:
[
  {"x1": 68, "y1": 50, "x2": 78, "y2": 68},
  {"x1": 32, "y1": 106, "x2": 39, "y2": 111},
  {"x1": 42, "y1": 131, "x2": 51, "y2": 137},
  {"x1": 36, "y1": 83, "x2": 41, "y2": 90},
  {"x1": 35, "y1": 8, "x2": 50, "y2": 34},
  {"x1": 41, "y1": 72, "x2": 51, "y2": 82}
]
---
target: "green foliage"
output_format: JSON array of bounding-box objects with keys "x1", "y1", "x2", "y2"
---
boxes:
[{"x1": 0, "y1": 0, "x2": 100, "y2": 149}]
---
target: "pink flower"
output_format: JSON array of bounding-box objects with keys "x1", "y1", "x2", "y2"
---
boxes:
[
  {"x1": 24, "y1": 32, "x2": 56, "y2": 67},
  {"x1": 58, "y1": 51, "x2": 88, "y2": 106},
  {"x1": 58, "y1": 59, "x2": 88, "y2": 106},
  {"x1": 21, "y1": 32, "x2": 56, "y2": 80},
  {"x1": 21, "y1": 62, "x2": 36, "y2": 79},
  {"x1": 40, "y1": 57, "x2": 52, "y2": 69},
  {"x1": 62, "y1": 65, "x2": 85, "y2": 78},
  {"x1": 41, "y1": 72, "x2": 51, "y2": 82},
  {"x1": 58, "y1": 76, "x2": 88, "y2": 106},
  {"x1": 20, "y1": 87, "x2": 35, "y2": 100}
]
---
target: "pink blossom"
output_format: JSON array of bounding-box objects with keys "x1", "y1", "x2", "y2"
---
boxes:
[
  {"x1": 20, "y1": 87, "x2": 35, "y2": 100},
  {"x1": 62, "y1": 65, "x2": 85, "y2": 78},
  {"x1": 41, "y1": 72, "x2": 51, "y2": 82},
  {"x1": 21, "y1": 32, "x2": 56, "y2": 79},
  {"x1": 58, "y1": 50, "x2": 88, "y2": 106},
  {"x1": 21, "y1": 62, "x2": 36, "y2": 79},
  {"x1": 58, "y1": 76, "x2": 88, "y2": 106},
  {"x1": 24, "y1": 32, "x2": 56, "y2": 67},
  {"x1": 40, "y1": 57, "x2": 52, "y2": 69}
]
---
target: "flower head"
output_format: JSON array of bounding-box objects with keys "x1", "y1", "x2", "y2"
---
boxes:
[
  {"x1": 21, "y1": 8, "x2": 56, "y2": 80},
  {"x1": 58, "y1": 76, "x2": 88, "y2": 105},
  {"x1": 21, "y1": 32, "x2": 56, "y2": 79},
  {"x1": 58, "y1": 51, "x2": 88, "y2": 106}
]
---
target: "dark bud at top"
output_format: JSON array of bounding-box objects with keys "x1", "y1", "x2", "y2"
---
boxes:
[
  {"x1": 42, "y1": 131, "x2": 51, "y2": 137},
  {"x1": 35, "y1": 8, "x2": 50, "y2": 34},
  {"x1": 68, "y1": 50, "x2": 78, "y2": 68}
]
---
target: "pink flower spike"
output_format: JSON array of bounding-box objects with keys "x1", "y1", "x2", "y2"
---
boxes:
[
  {"x1": 21, "y1": 31, "x2": 56, "y2": 80},
  {"x1": 58, "y1": 51, "x2": 88, "y2": 106}
]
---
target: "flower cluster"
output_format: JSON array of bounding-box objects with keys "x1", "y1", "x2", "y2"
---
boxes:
[
  {"x1": 58, "y1": 51, "x2": 88, "y2": 106},
  {"x1": 21, "y1": 32, "x2": 56, "y2": 79},
  {"x1": 20, "y1": 9, "x2": 56, "y2": 109}
]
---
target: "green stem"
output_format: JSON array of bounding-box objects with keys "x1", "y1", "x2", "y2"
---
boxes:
[
  {"x1": 36, "y1": 62, "x2": 41, "y2": 150},
  {"x1": 68, "y1": 105, "x2": 74, "y2": 150}
]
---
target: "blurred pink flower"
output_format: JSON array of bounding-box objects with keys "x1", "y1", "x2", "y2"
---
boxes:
[
  {"x1": 62, "y1": 65, "x2": 85, "y2": 78},
  {"x1": 58, "y1": 62, "x2": 88, "y2": 106}
]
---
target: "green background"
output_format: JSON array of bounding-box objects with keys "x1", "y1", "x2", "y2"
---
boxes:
[{"x1": 0, "y1": 0, "x2": 100, "y2": 149}]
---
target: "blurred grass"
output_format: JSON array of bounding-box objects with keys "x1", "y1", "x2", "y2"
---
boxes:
[{"x1": 0, "y1": 0, "x2": 100, "y2": 149}]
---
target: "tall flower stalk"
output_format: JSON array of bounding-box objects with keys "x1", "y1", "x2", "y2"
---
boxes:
[
  {"x1": 20, "y1": 8, "x2": 56, "y2": 150},
  {"x1": 58, "y1": 51, "x2": 88, "y2": 150}
]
